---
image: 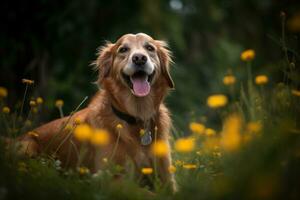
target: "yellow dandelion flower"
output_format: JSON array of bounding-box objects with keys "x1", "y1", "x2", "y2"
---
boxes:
[
  {"x1": 0, "y1": 87, "x2": 8, "y2": 98},
  {"x1": 221, "y1": 114, "x2": 242, "y2": 152},
  {"x1": 64, "y1": 124, "x2": 73, "y2": 131},
  {"x1": 90, "y1": 129, "x2": 110, "y2": 146},
  {"x1": 168, "y1": 165, "x2": 176, "y2": 173},
  {"x1": 2, "y1": 106, "x2": 10, "y2": 114},
  {"x1": 116, "y1": 123, "x2": 123, "y2": 129},
  {"x1": 207, "y1": 94, "x2": 228, "y2": 108},
  {"x1": 183, "y1": 164, "x2": 197, "y2": 169},
  {"x1": 55, "y1": 99, "x2": 64, "y2": 107},
  {"x1": 205, "y1": 128, "x2": 216, "y2": 136},
  {"x1": 29, "y1": 100, "x2": 37, "y2": 107},
  {"x1": 174, "y1": 137, "x2": 195, "y2": 153},
  {"x1": 240, "y1": 49, "x2": 255, "y2": 61},
  {"x1": 189, "y1": 122, "x2": 205, "y2": 135},
  {"x1": 151, "y1": 140, "x2": 169, "y2": 157},
  {"x1": 27, "y1": 131, "x2": 39, "y2": 138},
  {"x1": 223, "y1": 75, "x2": 236, "y2": 85},
  {"x1": 78, "y1": 167, "x2": 90, "y2": 175},
  {"x1": 36, "y1": 97, "x2": 43, "y2": 104},
  {"x1": 247, "y1": 122, "x2": 262, "y2": 133},
  {"x1": 141, "y1": 167, "x2": 153, "y2": 175},
  {"x1": 22, "y1": 79, "x2": 34, "y2": 85},
  {"x1": 291, "y1": 89, "x2": 300, "y2": 97},
  {"x1": 255, "y1": 75, "x2": 269, "y2": 85},
  {"x1": 74, "y1": 123, "x2": 93, "y2": 142}
]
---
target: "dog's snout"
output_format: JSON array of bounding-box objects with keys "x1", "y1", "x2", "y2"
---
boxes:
[{"x1": 132, "y1": 53, "x2": 147, "y2": 66}]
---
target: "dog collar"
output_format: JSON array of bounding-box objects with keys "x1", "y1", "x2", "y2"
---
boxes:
[
  {"x1": 111, "y1": 105, "x2": 154, "y2": 145},
  {"x1": 111, "y1": 105, "x2": 138, "y2": 125}
]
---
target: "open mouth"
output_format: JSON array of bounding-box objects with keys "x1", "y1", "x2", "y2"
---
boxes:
[{"x1": 122, "y1": 71, "x2": 155, "y2": 97}]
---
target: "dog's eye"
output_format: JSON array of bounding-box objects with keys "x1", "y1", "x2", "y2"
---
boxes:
[
  {"x1": 146, "y1": 45, "x2": 155, "y2": 52},
  {"x1": 119, "y1": 47, "x2": 129, "y2": 53}
]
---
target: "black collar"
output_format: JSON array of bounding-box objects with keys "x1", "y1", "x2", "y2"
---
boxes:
[{"x1": 111, "y1": 105, "x2": 138, "y2": 125}]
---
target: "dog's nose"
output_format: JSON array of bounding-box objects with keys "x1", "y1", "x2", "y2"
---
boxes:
[{"x1": 132, "y1": 53, "x2": 147, "y2": 66}]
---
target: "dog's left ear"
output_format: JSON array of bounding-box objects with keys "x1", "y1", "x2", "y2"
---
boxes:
[
  {"x1": 92, "y1": 42, "x2": 115, "y2": 84},
  {"x1": 156, "y1": 40, "x2": 175, "y2": 89}
]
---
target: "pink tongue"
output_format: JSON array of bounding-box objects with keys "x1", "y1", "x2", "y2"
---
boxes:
[{"x1": 131, "y1": 76, "x2": 150, "y2": 97}]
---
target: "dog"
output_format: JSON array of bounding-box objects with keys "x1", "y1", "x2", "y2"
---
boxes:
[{"x1": 17, "y1": 33, "x2": 176, "y2": 191}]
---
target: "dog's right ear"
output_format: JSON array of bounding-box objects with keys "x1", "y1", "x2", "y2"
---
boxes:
[{"x1": 92, "y1": 42, "x2": 115, "y2": 84}]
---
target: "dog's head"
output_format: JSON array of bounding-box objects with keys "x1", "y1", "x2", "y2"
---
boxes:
[{"x1": 94, "y1": 33, "x2": 174, "y2": 97}]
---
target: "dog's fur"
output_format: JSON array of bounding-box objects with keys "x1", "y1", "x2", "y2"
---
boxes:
[{"x1": 17, "y1": 33, "x2": 176, "y2": 191}]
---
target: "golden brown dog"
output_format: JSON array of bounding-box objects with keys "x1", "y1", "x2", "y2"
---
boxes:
[{"x1": 18, "y1": 33, "x2": 176, "y2": 191}]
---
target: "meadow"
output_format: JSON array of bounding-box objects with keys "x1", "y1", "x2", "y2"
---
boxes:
[
  {"x1": 1, "y1": 1, "x2": 300, "y2": 199},
  {"x1": 1, "y1": 42, "x2": 300, "y2": 200}
]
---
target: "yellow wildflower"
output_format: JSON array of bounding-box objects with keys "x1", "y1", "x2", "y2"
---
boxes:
[
  {"x1": 55, "y1": 99, "x2": 64, "y2": 107},
  {"x1": 247, "y1": 122, "x2": 262, "y2": 133},
  {"x1": 0, "y1": 87, "x2": 8, "y2": 98},
  {"x1": 151, "y1": 140, "x2": 169, "y2": 157},
  {"x1": 223, "y1": 75, "x2": 236, "y2": 85},
  {"x1": 255, "y1": 75, "x2": 268, "y2": 85},
  {"x1": 22, "y1": 79, "x2": 34, "y2": 85},
  {"x1": 207, "y1": 94, "x2": 228, "y2": 108},
  {"x1": 78, "y1": 167, "x2": 90, "y2": 175},
  {"x1": 74, "y1": 123, "x2": 93, "y2": 142},
  {"x1": 205, "y1": 128, "x2": 216, "y2": 136},
  {"x1": 174, "y1": 137, "x2": 195, "y2": 153},
  {"x1": 102, "y1": 158, "x2": 108, "y2": 163},
  {"x1": 291, "y1": 89, "x2": 300, "y2": 97},
  {"x1": 168, "y1": 165, "x2": 176, "y2": 173},
  {"x1": 29, "y1": 100, "x2": 37, "y2": 107},
  {"x1": 240, "y1": 49, "x2": 255, "y2": 61},
  {"x1": 221, "y1": 114, "x2": 242, "y2": 151},
  {"x1": 116, "y1": 123, "x2": 123, "y2": 129},
  {"x1": 2, "y1": 106, "x2": 10, "y2": 114},
  {"x1": 36, "y1": 97, "x2": 43, "y2": 104},
  {"x1": 183, "y1": 164, "x2": 197, "y2": 169},
  {"x1": 189, "y1": 122, "x2": 205, "y2": 135},
  {"x1": 64, "y1": 124, "x2": 73, "y2": 131},
  {"x1": 90, "y1": 129, "x2": 110, "y2": 146},
  {"x1": 27, "y1": 131, "x2": 39, "y2": 138},
  {"x1": 141, "y1": 167, "x2": 153, "y2": 175}
]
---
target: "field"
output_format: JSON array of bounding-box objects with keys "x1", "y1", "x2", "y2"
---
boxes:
[
  {"x1": 1, "y1": 1, "x2": 300, "y2": 199},
  {"x1": 1, "y1": 44, "x2": 300, "y2": 200}
]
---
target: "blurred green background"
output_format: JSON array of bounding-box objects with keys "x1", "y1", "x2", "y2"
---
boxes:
[{"x1": 1, "y1": 0, "x2": 299, "y2": 129}]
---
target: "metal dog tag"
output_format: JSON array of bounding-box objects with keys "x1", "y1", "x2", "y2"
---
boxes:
[{"x1": 141, "y1": 131, "x2": 152, "y2": 146}]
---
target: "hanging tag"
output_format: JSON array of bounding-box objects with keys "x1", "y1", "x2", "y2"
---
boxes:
[{"x1": 141, "y1": 130, "x2": 152, "y2": 146}]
